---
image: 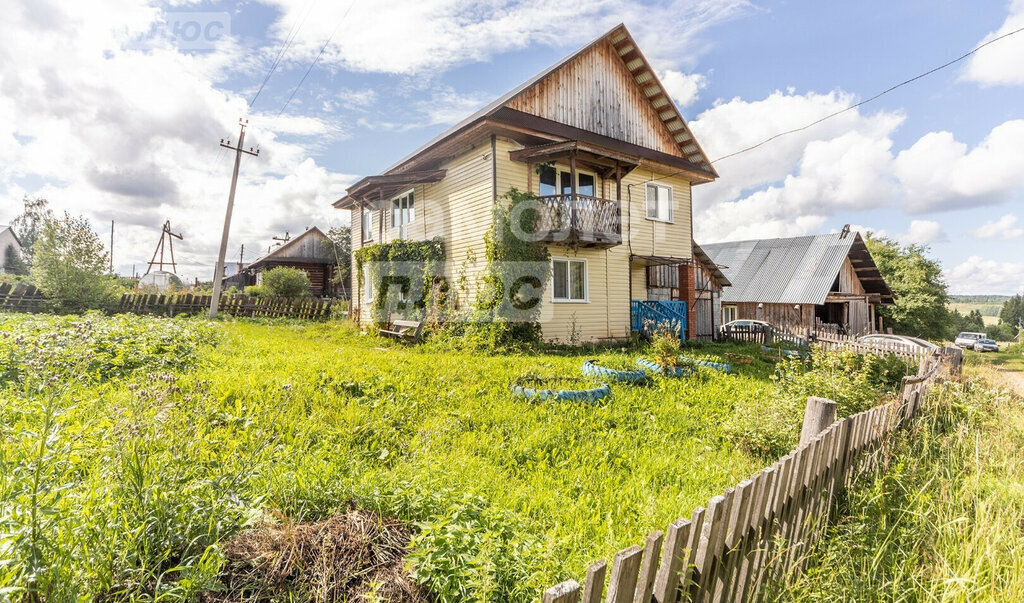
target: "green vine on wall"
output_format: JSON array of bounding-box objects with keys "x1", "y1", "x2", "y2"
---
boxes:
[
  {"x1": 471, "y1": 188, "x2": 550, "y2": 346},
  {"x1": 354, "y1": 237, "x2": 445, "y2": 322}
]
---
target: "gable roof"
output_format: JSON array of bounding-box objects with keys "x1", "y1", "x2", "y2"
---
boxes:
[
  {"x1": 702, "y1": 232, "x2": 893, "y2": 305},
  {"x1": 249, "y1": 227, "x2": 333, "y2": 269},
  {"x1": 335, "y1": 24, "x2": 716, "y2": 208},
  {"x1": 0, "y1": 225, "x2": 21, "y2": 247}
]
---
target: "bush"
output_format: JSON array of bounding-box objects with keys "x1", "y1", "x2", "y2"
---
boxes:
[
  {"x1": 31, "y1": 212, "x2": 120, "y2": 313},
  {"x1": 244, "y1": 285, "x2": 264, "y2": 298},
  {"x1": 261, "y1": 267, "x2": 310, "y2": 298}
]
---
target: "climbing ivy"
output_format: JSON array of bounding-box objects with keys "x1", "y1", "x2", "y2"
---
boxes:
[
  {"x1": 354, "y1": 237, "x2": 445, "y2": 323},
  {"x1": 469, "y1": 188, "x2": 550, "y2": 347}
]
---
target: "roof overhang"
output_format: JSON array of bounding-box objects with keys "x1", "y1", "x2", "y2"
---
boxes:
[
  {"x1": 847, "y1": 234, "x2": 895, "y2": 304},
  {"x1": 508, "y1": 140, "x2": 641, "y2": 178},
  {"x1": 491, "y1": 108, "x2": 716, "y2": 183},
  {"x1": 693, "y1": 242, "x2": 731, "y2": 287},
  {"x1": 333, "y1": 169, "x2": 447, "y2": 209}
]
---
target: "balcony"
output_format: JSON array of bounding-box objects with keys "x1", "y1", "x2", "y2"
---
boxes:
[{"x1": 532, "y1": 194, "x2": 622, "y2": 248}]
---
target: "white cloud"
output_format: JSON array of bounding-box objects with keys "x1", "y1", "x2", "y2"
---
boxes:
[
  {"x1": 0, "y1": 1, "x2": 355, "y2": 281},
  {"x1": 897, "y1": 220, "x2": 946, "y2": 245},
  {"x1": 258, "y1": 0, "x2": 753, "y2": 75},
  {"x1": 968, "y1": 214, "x2": 1024, "y2": 240},
  {"x1": 895, "y1": 121, "x2": 1024, "y2": 212},
  {"x1": 690, "y1": 87, "x2": 1024, "y2": 244},
  {"x1": 660, "y1": 70, "x2": 707, "y2": 108},
  {"x1": 962, "y1": 0, "x2": 1024, "y2": 86},
  {"x1": 947, "y1": 255, "x2": 1024, "y2": 295},
  {"x1": 689, "y1": 90, "x2": 904, "y2": 242}
]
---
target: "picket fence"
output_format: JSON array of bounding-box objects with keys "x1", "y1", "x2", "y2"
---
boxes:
[
  {"x1": 541, "y1": 346, "x2": 963, "y2": 603},
  {"x1": 119, "y1": 293, "x2": 336, "y2": 320},
  {"x1": 719, "y1": 324, "x2": 808, "y2": 347},
  {"x1": 0, "y1": 282, "x2": 46, "y2": 312}
]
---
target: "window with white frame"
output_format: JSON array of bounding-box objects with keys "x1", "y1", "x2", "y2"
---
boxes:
[
  {"x1": 552, "y1": 258, "x2": 587, "y2": 302},
  {"x1": 723, "y1": 305, "x2": 738, "y2": 324},
  {"x1": 363, "y1": 264, "x2": 374, "y2": 302},
  {"x1": 646, "y1": 183, "x2": 673, "y2": 222},
  {"x1": 391, "y1": 190, "x2": 415, "y2": 237},
  {"x1": 361, "y1": 208, "x2": 373, "y2": 241}
]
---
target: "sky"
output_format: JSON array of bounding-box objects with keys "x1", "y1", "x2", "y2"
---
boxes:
[{"x1": 0, "y1": 0, "x2": 1022, "y2": 294}]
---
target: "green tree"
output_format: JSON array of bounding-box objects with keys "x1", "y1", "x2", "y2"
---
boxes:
[
  {"x1": 10, "y1": 196, "x2": 54, "y2": 265},
  {"x1": 261, "y1": 266, "x2": 310, "y2": 298},
  {"x1": 322, "y1": 225, "x2": 351, "y2": 297},
  {"x1": 998, "y1": 294, "x2": 1023, "y2": 334},
  {"x1": 3, "y1": 243, "x2": 29, "y2": 275},
  {"x1": 32, "y1": 213, "x2": 119, "y2": 312},
  {"x1": 865, "y1": 234, "x2": 949, "y2": 339}
]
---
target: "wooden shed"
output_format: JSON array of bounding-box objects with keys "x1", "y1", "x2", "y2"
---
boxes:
[
  {"x1": 702, "y1": 230, "x2": 893, "y2": 336},
  {"x1": 247, "y1": 227, "x2": 340, "y2": 297}
]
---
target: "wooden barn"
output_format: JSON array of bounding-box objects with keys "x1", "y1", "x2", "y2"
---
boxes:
[
  {"x1": 702, "y1": 229, "x2": 894, "y2": 335},
  {"x1": 247, "y1": 227, "x2": 340, "y2": 297}
]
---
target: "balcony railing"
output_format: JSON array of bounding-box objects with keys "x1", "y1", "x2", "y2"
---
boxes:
[{"x1": 532, "y1": 194, "x2": 621, "y2": 248}]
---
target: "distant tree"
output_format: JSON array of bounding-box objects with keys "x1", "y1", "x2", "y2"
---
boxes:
[
  {"x1": 261, "y1": 266, "x2": 310, "y2": 298},
  {"x1": 322, "y1": 226, "x2": 351, "y2": 297},
  {"x1": 865, "y1": 234, "x2": 949, "y2": 339},
  {"x1": 32, "y1": 212, "x2": 119, "y2": 312},
  {"x1": 3, "y1": 243, "x2": 28, "y2": 275},
  {"x1": 950, "y1": 309, "x2": 984, "y2": 334},
  {"x1": 998, "y1": 294, "x2": 1023, "y2": 330},
  {"x1": 10, "y1": 196, "x2": 54, "y2": 265}
]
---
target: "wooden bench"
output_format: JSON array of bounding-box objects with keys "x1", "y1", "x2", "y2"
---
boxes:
[{"x1": 378, "y1": 319, "x2": 424, "y2": 342}]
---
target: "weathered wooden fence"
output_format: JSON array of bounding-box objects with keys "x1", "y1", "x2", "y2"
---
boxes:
[
  {"x1": 119, "y1": 293, "x2": 336, "y2": 319},
  {"x1": 0, "y1": 282, "x2": 46, "y2": 313},
  {"x1": 814, "y1": 333, "x2": 931, "y2": 365},
  {"x1": 541, "y1": 347, "x2": 962, "y2": 603},
  {"x1": 719, "y1": 324, "x2": 808, "y2": 347}
]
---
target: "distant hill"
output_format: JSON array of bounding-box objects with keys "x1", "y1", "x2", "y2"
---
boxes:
[
  {"x1": 948, "y1": 295, "x2": 1010, "y2": 322},
  {"x1": 949, "y1": 295, "x2": 1012, "y2": 304}
]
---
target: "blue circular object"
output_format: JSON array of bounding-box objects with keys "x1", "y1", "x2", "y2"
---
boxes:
[
  {"x1": 636, "y1": 358, "x2": 694, "y2": 378},
  {"x1": 512, "y1": 378, "x2": 612, "y2": 403},
  {"x1": 582, "y1": 359, "x2": 647, "y2": 383}
]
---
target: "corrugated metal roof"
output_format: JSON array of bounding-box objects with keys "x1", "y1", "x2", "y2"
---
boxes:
[{"x1": 702, "y1": 233, "x2": 857, "y2": 305}]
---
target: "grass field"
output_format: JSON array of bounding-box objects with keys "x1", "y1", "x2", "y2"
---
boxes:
[
  {"x1": 777, "y1": 356, "x2": 1024, "y2": 600},
  {"x1": 0, "y1": 312, "x2": 913, "y2": 601},
  {"x1": 948, "y1": 302, "x2": 1002, "y2": 326}
]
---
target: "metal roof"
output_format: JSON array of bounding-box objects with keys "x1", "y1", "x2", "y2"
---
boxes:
[{"x1": 701, "y1": 232, "x2": 890, "y2": 305}]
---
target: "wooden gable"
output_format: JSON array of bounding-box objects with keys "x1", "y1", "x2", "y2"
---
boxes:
[{"x1": 503, "y1": 26, "x2": 715, "y2": 174}]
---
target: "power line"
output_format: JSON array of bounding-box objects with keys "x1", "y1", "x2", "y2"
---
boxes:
[
  {"x1": 277, "y1": 0, "x2": 357, "y2": 117},
  {"x1": 249, "y1": 0, "x2": 318, "y2": 108},
  {"x1": 710, "y1": 24, "x2": 1024, "y2": 164}
]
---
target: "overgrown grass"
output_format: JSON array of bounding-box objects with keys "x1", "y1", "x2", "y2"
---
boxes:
[
  {"x1": 0, "y1": 313, "x2": 915, "y2": 601},
  {"x1": 776, "y1": 364, "x2": 1024, "y2": 601}
]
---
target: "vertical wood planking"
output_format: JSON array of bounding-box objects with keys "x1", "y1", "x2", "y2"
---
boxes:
[
  {"x1": 606, "y1": 545, "x2": 644, "y2": 603},
  {"x1": 583, "y1": 561, "x2": 608, "y2": 603},
  {"x1": 634, "y1": 531, "x2": 664, "y2": 603},
  {"x1": 653, "y1": 520, "x2": 689, "y2": 603},
  {"x1": 545, "y1": 580, "x2": 581, "y2": 603}
]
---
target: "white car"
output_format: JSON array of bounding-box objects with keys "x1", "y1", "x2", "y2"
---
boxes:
[
  {"x1": 974, "y1": 339, "x2": 999, "y2": 353},
  {"x1": 722, "y1": 319, "x2": 773, "y2": 330},
  {"x1": 954, "y1": 332, "x2": 986, "y2": 348}
]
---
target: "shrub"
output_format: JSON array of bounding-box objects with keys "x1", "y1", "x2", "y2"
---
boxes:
[
  {"x1": 31, "y1": 212, "x2": 120, "y2": 313},
  {"x1": 261, "y1": 267, "x2": 310, "y2": 298},
  {"x1": 651, "y1": 329, "x2": 682, "y2": 369},
  {"x1": 244, "y1": 285, "x2": 264, "y2": 298}
]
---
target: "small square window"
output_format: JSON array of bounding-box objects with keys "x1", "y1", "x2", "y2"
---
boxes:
[
  {"x1": 646, "y1": 184, "x2": 673, "y2": 222},
  {"x1": 552, "y1": 259, "x2": 587, "y2": 302}
]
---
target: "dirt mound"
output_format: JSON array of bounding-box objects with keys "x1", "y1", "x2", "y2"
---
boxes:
[{"x1": 205, "y1": 510, "x2": 430, "y2": 602}]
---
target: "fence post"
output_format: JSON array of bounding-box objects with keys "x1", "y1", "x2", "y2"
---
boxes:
[{"x1": 799, "y1": 397, "x2": 837, "y2": 445}]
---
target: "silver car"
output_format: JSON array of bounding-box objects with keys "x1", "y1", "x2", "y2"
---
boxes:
[{"x1": 974, "y1": 339, "x2": 999, "y2": 353}]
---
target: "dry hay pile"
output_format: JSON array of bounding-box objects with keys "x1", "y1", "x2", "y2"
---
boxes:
[{"x1": 206, "y1": 510, "x2": 430, "y2": 602}]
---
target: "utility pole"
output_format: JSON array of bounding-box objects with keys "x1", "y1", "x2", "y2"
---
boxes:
[{"x1": 209, "y1": 118, "x2": 259, "y2": 319}]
